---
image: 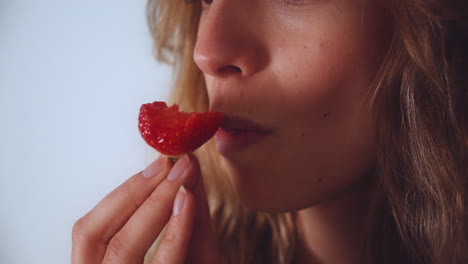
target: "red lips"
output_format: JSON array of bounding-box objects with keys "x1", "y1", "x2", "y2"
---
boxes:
[
  {"x1": 138, "y1": 101, "x2": 270, "y2": 156},
  {"x1": 220, "y1": 115, "x2": 271, "y2": 134},
  {"x1": 215, "y1": 115, "x2": 272, "y2": 154}
]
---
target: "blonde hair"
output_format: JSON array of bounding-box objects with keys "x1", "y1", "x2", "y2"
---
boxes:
[{"x1": 146, "y1": 0, "x2": 468, "y2": 263}]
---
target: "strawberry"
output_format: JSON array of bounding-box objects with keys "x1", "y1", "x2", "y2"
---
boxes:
[{"x1": 138, "y1": 101, "x2": 223, "y2": 156}]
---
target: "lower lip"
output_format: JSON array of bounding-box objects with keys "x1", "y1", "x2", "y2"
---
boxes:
[{"x1": 214, "y1": 128, "x2": 269, "y2": 155}]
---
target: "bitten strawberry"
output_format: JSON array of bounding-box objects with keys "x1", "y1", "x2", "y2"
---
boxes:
[{"x1": 138, "y1": 101, "x2": 223, "y2": 156}]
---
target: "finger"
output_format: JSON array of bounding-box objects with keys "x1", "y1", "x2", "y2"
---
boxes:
[
  {"x1": 186, "y1": 154, "x2": 222, "y2": 263},
  {"x1": 151, "y1": 186, "x2": 196, "y2": 264},
  {"x1": 72, "y1": 156, "x2": 172, "y2": 264},
  {"x1": 102, "y1": 154, "x2": 198, "y2": 263}
]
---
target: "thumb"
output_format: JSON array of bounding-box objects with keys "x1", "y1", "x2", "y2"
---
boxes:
[{"x1": 186, "y1": 153, "x2": 222, "y2": 263}]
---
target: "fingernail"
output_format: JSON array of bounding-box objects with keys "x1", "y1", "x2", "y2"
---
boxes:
[
  {"x1": 173, "y1": 186, "x2": 186, "y2": 216},
  {"x1": 142, "y1": 157, "x2": 166, "y2": 178},
  {"x1": 166, "y1": 155, "x2": 189, "y2": 181}
]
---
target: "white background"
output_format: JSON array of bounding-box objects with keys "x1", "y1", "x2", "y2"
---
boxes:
[{"x1": 0, "y1": 0, "x2": 171, "y2": 263}]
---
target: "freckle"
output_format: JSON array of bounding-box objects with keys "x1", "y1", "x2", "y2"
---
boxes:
[
  {"x1": 323, "y1": 112, "x2": 331, "y2": 118},
  {"x1": 317, "y1": 178, "x2": 323, "y2": 183},
  {"x1": 300, "y1": 132, "x2": 306, "y2": 137}
]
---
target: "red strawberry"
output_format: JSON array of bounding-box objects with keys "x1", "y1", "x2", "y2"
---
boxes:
[{"x1": 138, "y1": 101, "x2": 223, "y2": 156}]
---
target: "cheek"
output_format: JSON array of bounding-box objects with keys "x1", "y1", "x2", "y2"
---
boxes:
[
  {"x1": 235, "y1": 36, "x2": 379, "y2": 212},
  {"x1": 271, "y1": 16, "x2": 383, "y2": 137},
  {"x1": 207, "y1": 3, "x2": 389, "y2": 212},
  {"x1": 276, "y1": 33, "x2": 377, "y2": 165},
  {"x1": 275, "y1": 33, "x2": 373, "y2": 104}
]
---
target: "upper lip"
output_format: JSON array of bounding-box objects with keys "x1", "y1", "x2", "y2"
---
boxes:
[{"x1": 220, "y1": 115, "x2": 272, "y2": 133}]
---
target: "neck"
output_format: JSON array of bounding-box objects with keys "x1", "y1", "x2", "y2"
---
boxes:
[{"x1": 295, "y1": 180, "x2": 373, "y2": 264}]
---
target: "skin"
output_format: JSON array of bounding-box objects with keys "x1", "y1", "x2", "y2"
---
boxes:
[
  {"x1": 195, "y1": 0, "x2": 391, "y2": 262},
  {"x1": 72, "y1": 155, "x2": 221, "y2": 263},
  {"x1": 195, "y1": 0, "x2": 390, "y2": 212},
  {"x1": 72, "y1": 0, "x2": 392, "y2": 263}
]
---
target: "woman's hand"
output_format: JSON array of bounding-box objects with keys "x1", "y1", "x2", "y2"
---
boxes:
[{"x1": 72, "y1": 154, "x2": 221, "y2": 264}]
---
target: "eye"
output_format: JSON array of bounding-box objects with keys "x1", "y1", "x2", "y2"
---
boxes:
[{"x1": 201, "y1": 0, "x2": 213, "y2": 9}]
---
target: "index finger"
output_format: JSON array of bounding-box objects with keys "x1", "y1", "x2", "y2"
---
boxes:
[{"x1": 72, "y1": 156, "x2": 172, "y2": 263}]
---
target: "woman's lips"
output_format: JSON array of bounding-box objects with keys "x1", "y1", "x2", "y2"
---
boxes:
[{"x1": 214, "y1": 115, "x2": 272, "y2": 155}]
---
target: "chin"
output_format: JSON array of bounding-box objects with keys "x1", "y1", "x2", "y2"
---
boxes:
[
  {"x1": 221, "y1": 163, "x2": 274, "y2": 211},
  {"x1": 225, "y1": 168, "x2": 306, "y2": 213},
  {"x1": 236, "y1": 190, "x2": 288, "y2": 213},
  {"x1": 236, "y1": 190, "x2": 313, "y2": 214}
]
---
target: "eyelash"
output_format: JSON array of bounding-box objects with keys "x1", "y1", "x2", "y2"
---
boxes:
[
  {"x1": 186, "y1": 0, "x2": 309, "y2": 9},
  {"x1": 201, "y1": 0, "x2": 213, "y2": 8}
]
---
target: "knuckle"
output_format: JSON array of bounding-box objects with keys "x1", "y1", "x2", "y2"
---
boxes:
[
  {"x1": 146, "y1": 190, "x2": 172, "y2": 211},
  {"x1": 117, "y1": 184, "x2": 140, "y2": 211},
  {"x1": 72, "y1": 217, "x2": 89, "y2": 243},
  {"x1": 163, "y1": 229, "x2": 178, "y2": 243},
  {"x1": 71, "y1": 218, "x2": 83, "y2": 239},
  {"x1": 151, "y1": 254, "x2": 169, "y2": 264},
  {"x1": 103, "y1": 234, "x2": 128, "y2": 263}
]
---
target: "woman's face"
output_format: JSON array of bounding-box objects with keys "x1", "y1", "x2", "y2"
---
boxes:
[{"x1": 194, "y1": 0, "x2": 391, "y2": 212}]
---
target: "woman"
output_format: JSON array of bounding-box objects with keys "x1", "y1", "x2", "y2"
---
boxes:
[{"x1": 72, "y1": 0, "x2": 468, "y2": 263}]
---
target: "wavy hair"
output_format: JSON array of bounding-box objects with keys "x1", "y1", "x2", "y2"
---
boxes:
[{"x1": 145, "y1": 0, "x2": 468, "y2": 263}]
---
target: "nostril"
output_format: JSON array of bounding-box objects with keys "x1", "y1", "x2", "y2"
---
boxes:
[{"x1": 218, "y1": 65, "x2": 242, "y2": 75}]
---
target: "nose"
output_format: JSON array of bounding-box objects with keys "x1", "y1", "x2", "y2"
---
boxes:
[{"x1": 193, "y1": 1, "x2": 267, "y2": 78}]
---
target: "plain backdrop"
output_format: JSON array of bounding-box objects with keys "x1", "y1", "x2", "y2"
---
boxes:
[{"x1": 0, "y1": 0, "x2": 172, "y2": 263}]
